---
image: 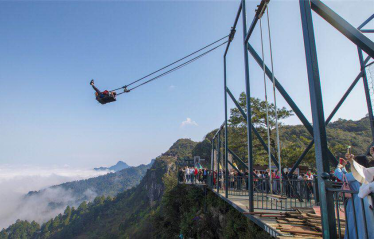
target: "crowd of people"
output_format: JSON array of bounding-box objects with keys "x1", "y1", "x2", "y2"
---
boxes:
[
  {"x1": 178, "y1": 167, "x2": 209, "y2": 184},
  {"x1": 178, "y1": 165, "x2": 316, "y2": 200}
]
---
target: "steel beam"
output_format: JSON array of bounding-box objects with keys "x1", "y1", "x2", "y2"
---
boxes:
[
  {"x1": 213, "y1": 121, "x2": 225, "y2": 139},
  {"x1": 224, "y1": 3, "x2": 242, "y2": 56},
  {"x1": 289, "y1": 141, "x2": 315, "y2": 176},
  {"x1": 364, "y1": 55, "x2": 372, "y2": 66},
  {"x1": 228, "y1": 160, "x2": 241, "y2": 175},
  {"x1": 244, "y1": 0, "x2": 269, "y2": 43},
  {"x1": 228, "y1": 148, "x2": 247, "y2": 169},
  {"x1": 224, "y1": 56, "x2": 229, "y2": 198},
  {"x1": 244, "y1": 15, "x2": 259, "y2": 44},
  {"x1": 241, "y1": 0, "x2": 254, "y2": 212},
  {"x1": 228, "y1": 148, "x2": 259, "y2": 178},
  {"x1": 360, "y1": 29, "x2": 374, "y2": 34},
  {"x1": 358, "y1": 14, "x2": 374, "y2": 30},
  {"x1": 300, "y1": 0, "x2": 337, "y2": 237},
  {"x1": 311, "y1": 0, "x2": 374, "y2": 58}
]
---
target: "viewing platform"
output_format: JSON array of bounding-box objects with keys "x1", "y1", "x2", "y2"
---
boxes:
[{"x1": 179, "y1": 179, "x2": 347, "y2": 238}]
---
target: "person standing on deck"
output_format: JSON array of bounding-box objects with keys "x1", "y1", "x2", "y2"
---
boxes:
[{"x1": 334, "y1": 154, "x2": 374, "y2": 239}]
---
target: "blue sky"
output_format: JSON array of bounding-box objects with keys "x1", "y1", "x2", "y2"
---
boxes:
[{"x1": 0, "y1": 0, "x2": 373, "y2": 168}]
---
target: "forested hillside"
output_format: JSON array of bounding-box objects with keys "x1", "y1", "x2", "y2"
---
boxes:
[{"x1": 192, "y1": 92, "x2": 373, "y2": 170}]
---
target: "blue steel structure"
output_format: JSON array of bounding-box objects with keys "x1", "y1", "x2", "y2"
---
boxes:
[{"x1": 210, "y1": 0, "x2": 374, "y2": 238}]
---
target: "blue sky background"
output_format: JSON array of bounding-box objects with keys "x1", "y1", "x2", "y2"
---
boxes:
[{"x1": 0, "y1": 0, "x2": 373, "y2": 168}]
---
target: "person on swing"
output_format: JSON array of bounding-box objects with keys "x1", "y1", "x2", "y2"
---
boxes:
[{"x1": 90, "y1": 80, "x2": 116, "y2": 104}]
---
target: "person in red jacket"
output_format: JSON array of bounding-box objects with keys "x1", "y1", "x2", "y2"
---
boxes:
[{"x1": 194, "y1": 168, "x2": 198, "y2": 183}]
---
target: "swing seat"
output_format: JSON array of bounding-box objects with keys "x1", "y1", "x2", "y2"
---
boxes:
[{"x1": 95, "y1": 93, "x2": 116, "y2": 104}]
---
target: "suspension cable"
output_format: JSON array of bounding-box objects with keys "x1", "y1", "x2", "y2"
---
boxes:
[
  {"x1": 117, "y1": 40, "x2": 228, "y2": 93},
  {"x1": 260, "y1": 18, "x2": 273, "y2": 195},
  {"x1": 111, "y1": 35, "x2": 229, "y2": 91},
  {"x1": 266, "y1": 7, "x2": 283, "y2": 195}
]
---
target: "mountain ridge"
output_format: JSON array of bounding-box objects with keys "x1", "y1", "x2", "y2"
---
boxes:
[{"x1": 94, "y1": 160, "x2": 130, "y2": 172}]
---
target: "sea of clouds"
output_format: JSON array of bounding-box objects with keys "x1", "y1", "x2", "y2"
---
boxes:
[{"x1": 0, "y1": 165, "x2": 110, "y2": 230}]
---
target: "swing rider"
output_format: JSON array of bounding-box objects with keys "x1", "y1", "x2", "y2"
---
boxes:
[{"x1": 90, "y1": 80, "x2": 117, "y2": 104}]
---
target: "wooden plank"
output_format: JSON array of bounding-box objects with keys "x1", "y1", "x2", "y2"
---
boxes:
[
  {"x1": 280, "y1": 229, "x2": 322, "y2": 236},
  {"x1": 244, "y1": 212, "x2": 285, "y2": 215}
]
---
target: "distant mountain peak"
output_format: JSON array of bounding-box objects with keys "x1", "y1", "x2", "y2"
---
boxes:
[
  {"x1": 114, "y1": 161, "x2": 128, "y2": 166},
  {"x1": 94, "y1": 161, "x2": 130, "y2": 172}
]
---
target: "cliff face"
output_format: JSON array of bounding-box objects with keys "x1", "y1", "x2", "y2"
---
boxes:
[
  {"x1": 144, "y1": 163, "x2": 165, "y2": 207},
  {"x1": 153, "y1": 184, "x2": 272, "y2": 239}
]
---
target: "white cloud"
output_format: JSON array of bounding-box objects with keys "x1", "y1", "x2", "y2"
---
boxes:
[
  {"x1": 180, "y1": 118, "x2": 198, "y2": 128},
  {"x1": 0, "y1": 165, "x2": 109, "y2": 229},
  {"x1": 168, "y1": 85, "x2": 175, "y2": 91}
]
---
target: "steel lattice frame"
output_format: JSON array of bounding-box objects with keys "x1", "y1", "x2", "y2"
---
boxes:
[{"x1": 210, "y1": 1, "x2": 374, "y2": 238}]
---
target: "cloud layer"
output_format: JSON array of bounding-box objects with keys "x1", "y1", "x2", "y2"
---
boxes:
[
  {"x1": 0, "y1": 165, "x2": 109, "y2": 229},
  {"x1": 181, "y1": 118, "x2": 198, "y2": 127}
]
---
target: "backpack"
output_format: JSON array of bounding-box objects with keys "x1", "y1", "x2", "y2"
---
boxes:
[{"x1": 341, "y1": 173, "x2": 352, "y2": 198}]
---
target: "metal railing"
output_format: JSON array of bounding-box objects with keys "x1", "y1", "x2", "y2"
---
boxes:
[
  {"x1": 204, "y1": 172, "x2": 320, "y2": 211},
  {"x1": 221, "y1": 176, "x2": 318, "y2": 211},
  {"x1": 326, "y1": 186, "x2": 374, "y2": 239}
]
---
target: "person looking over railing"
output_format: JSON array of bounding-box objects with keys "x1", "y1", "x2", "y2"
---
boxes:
[
  {"x1": 193, "y1": 167, "x2": 198, "y2": 184},
  {"x1": 272, "y1": 170, "x2": 280, "y2": 194},
  {"x1": 203, "y1": 168, "x2": 207, "y2": 184},
  {"x1": 352, "y1": 147, "x2": 374, "y2": 204},
  {"x1": 334, "y1": 153, "x2": 374, "y2": 239},
  {"x1": 264, "y1": 169, "x2": 270, "y2": 193},
  {"x1": 244, "y1": 170, "x2": 249, "y2": 190},
  {"x1": 306, "y1": 169, "x2": 313, "y2": 180}
]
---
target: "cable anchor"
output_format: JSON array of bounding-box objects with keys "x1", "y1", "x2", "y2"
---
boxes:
[
  {"x1": 255, "y1": 0, "x2": 270, "y2": 19},
  {"x1": 123, "y1": 86, "x2": 130, "y2": 93},
  {"x1": 229, "y1": 27, "x2": 236, "y2": 43}
]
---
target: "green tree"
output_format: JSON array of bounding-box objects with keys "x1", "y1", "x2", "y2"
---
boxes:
[
  {"x1": 229, "y1": 93, "x2": 292, "y2": 129},
  {"x1": 78, "y1": 201, "x2": 88, "y2": 214},
  {"x1": 228, "y1": 93, "x2": 293, "y2": 165},
  {"x1": 63, "y1": 206, "x2": 72, "y2": 226}
]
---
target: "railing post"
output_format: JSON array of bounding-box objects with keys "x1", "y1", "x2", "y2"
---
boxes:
[
  {"x1": 217, "y1": 130, "x2": 221, "y2": 193},
  {"x1": 313, "y1": 175, "x2": 320, "y2": 205},
  {"x1": 299, "y1": 1, "x2": 337, "y2": 238},
  {"x1": 241, "y1": 0, "x2": 254, "y2": 212}
]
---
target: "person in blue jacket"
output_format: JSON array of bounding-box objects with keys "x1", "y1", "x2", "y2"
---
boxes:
[{"x1": 335, "y1": 154, "x2": 374, "y2": 239}]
